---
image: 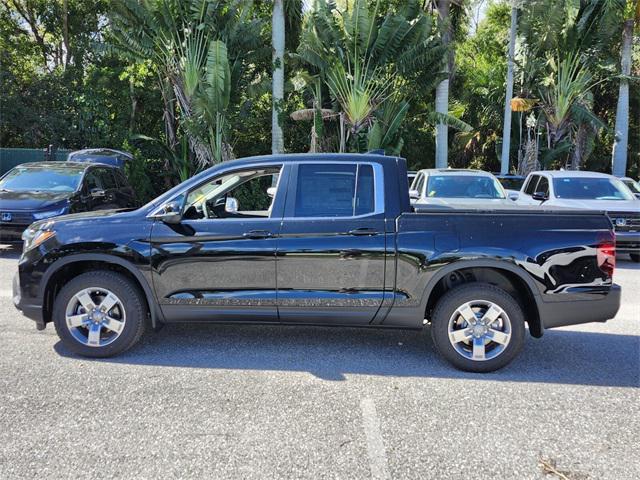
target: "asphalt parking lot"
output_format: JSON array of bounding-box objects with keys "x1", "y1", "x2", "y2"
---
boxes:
[{"x1": 0, "y1": 244, "x2": 638, "y2": 480}]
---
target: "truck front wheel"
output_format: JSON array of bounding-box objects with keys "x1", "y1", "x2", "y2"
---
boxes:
[
  {"x1": 52, "y1": 271, "x2": 147, "y2": 358},
  {"x1": 430, "y1": 283, "x2": 525, "y2": 372}
]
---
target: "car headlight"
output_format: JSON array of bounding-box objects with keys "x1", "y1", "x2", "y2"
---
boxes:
[
  {"x1": 22, "y1": 225, "x2": 56, "y2": 252},
  {"x1": 32, "y1": 207, "x2": 67, "y2": 220}
]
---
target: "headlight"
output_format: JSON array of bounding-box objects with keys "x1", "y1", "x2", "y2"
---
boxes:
[
  {"x1": 32, "y1": 207, "x2": 67, "y2": 220},
  {"x1": 22, "y1": 226, "x2": 56, "y2": 252}
]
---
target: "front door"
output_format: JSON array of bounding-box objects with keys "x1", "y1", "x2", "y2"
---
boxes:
[
  {"x1": 150, "y1": 164, "x2": 286, "y2": 323},
  {"x1": 276, "y1": 162, "x2": 388, "y2": 325}
]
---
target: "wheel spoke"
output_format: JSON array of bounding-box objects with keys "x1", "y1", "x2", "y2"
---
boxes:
[
  {"x1": 472, "y1": 336, "x2": 486, "y2": 360},
  {"x1": 67, "y1": 314, "x2": 87, "y2": 328},
  {"x1": 75, "y1": 291, "x2": 96, "y2": 311},
  {"x1": 87, "y1": 322, "x2": 102, "y2": 346},
  {"x1": 98, "y1": 293, "x2": 119, "y2": 313},
  {"x1": 456, "y1": 303, "x2": 477, "y2": 324},
  {"x1": 486, "y1": 329, "x2": 509, "y2": 345},
  {"x1": 481, "y1": 304, "x2": 503, "y2": 325},
  {"x1": 103, "y1": 317, "x2": 124, "y2": 334},
  {"x1": 449, "y1": 328, "x2": 473, "y2": 344}
]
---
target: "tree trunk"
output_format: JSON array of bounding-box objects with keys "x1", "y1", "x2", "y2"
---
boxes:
[
  {"x1": 500, "y1": 5, "x2": 518, "y2": 174},
  {"x1": 62, "y1": 0, "x2": 71, "y2": 67},
  {"x1": 272, "y1": 0, "x2": 285, "y2": 154},
  {"x1": 611, "y1": 18, "x2": 634, "y2": 177},
  {"x1": 435, "y1": 0, "x2": 451, "y2": 169}
]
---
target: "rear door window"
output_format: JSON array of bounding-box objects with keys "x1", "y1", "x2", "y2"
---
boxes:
[{"x1": 293, "y1": 163, "x2": 377, "y2": 218}]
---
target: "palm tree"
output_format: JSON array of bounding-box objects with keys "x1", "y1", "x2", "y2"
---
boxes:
[
  {"x1": 298, "y1": 0, "x2": 448, "y2": 154},
  {"x1": 435, "y1": 0, "x2": 451, "y2": 169},
  {"x1": 499, "y1": 2, "x2": 519, "y2": 174},
  {"x1": 272, "y1": 0, "x2": 285, "y2": 154},
  {"x1": 611, "y1": 1, "x2": 639, "y2": 176},
  {"x1": 108, "y1": 0, "x2": 263, "y2": 167}
]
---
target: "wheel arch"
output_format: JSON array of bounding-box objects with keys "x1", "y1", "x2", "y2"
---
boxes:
[
  {"x1": 41, "y1": 253, "x2": 163, "y2": 328},
  {"x1": 421, "y1": 259, "x2": 544, "y2": 337}
]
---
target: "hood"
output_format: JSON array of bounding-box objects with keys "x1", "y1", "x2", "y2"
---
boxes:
[
  {"x1": 414, "y1": 197, "x2": 515, "y2": 209},
  {"x1": 30, "y1": 207, "x2": 139, "y2": 231},
  {"x1": 547, "y1": 198, "x2": 640, "y2": 213},
  {"x1": 0, "y1": 190, "x2": 73, "y2": 211}
]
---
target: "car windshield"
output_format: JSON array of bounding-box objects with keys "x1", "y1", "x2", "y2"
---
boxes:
[
  {"x1": 553, "y1": 177, "x2": 634, "y2": 201},
  {"x1": 622, "y1": 178, "x2": 640, "y2": 194},
  {"x1": 426, "y1": 175, "x2": 505, "y2": 199},
  {"x1": 0, "y1": 166, "x2": 83, "y2": 192}
]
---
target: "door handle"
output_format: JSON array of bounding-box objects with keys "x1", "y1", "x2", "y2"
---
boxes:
[
  {"x1": 243, "y1": 230, "x2": 273, "y2": 239},
  {"x1": 348, "y1": 228, "x2": 379, "y2": 236}
]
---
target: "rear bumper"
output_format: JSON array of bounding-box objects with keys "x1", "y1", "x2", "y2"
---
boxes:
[
  {"x1": 615, "y1": 232, "x2": 640, "y2": 254},
  {"x1": 540, "y1": 284, "x2": 621, "y2": 330},
  {"x1": 12, "y1": 272, "x2": 45, "y2": 329}
]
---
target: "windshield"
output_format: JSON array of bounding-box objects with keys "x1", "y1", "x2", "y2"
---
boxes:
[
  {"x1": 0, "y1": 166, "x2": 83, "y2": 192},
  {"x1": 426, "y1": 175, "x2": 505, "y2": 199},
  {"x1": 553, "y1": 177, "x2": 634, "y2": 201},
  {"x1": 622, "y1": 178, "x2": 640, "y2": 194}
]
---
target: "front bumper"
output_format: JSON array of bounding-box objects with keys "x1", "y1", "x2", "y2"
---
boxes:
[
  {"x1": 615, "y1": 231, "x2": 640, "y2": 254},
  {"x1": 12, "y1": 272, "x2": 45, "y2": 329},
  {"x1": 540, "y1": 284, "x2": 621, "y2": 330}
]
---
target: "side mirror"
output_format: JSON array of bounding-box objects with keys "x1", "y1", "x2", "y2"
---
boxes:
[
  {"x1": 154, "y1": 201, "x2": 183, "y2": 224},
  {"x1": 532, "y1": 191, "x2": 548, "y2": 202},
  {"x1": 508, "y1": 191, "x2": 519, "y2": 201},
  {"x1": 634, "y1": 193, "x2": 640, "y2": 200},
  {"x1": 225, "y1": 197, "x2": 238, "y2": 213},
  {"x1": 90, "y1": 188, "x2": 106, "y2": 198},
  {"x1": 266, "y1": 187, "x2": 277, "y2": 198},
  {"x1": 409, "y1": 189, "x2": 420, "y2": 200}
]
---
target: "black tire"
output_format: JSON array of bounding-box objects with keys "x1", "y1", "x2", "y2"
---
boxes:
[
  {"x1": 630, "y1": 253, "x2": 640, "y2": 263},
  {"x1": 430, "y1": 283, "x2": 525, "y2": 373},
  {"x1": 53, "y1": 270, "x2": 147, "y2": 357}
]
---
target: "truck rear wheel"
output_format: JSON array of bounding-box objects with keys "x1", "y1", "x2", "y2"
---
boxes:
[
  {"x1": 430, "y1": 283, "x2": 525, "y2": 372},
  {"x1": 53, "y1": 271, "x2": 147, "y2": 358}
]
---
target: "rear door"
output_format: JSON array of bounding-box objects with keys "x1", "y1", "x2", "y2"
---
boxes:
[{"x1": 276, "y1": 161, "x2": 387, "y2": 325}]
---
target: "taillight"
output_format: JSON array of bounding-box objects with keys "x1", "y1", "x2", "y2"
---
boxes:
[{"x1": 597, "y1": 241, "x2": 615, "y2": 278}]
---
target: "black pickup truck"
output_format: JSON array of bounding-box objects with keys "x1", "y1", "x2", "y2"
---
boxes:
[{"x1": 13, "y1": 153, "x2": 621, "y2": 372}]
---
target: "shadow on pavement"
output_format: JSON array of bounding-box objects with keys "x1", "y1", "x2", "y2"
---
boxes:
[{"x1": 54, "y1": 323, "x2": 640, "y2": 387}]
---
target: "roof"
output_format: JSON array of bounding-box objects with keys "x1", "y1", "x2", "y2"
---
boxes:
[
  {"x1": 15, "y1": 161, "x2": 113, "y2": 170},
  {"x1": 534, "y1": 170, "x2": 615, "y2": 179},
  {"x1": 416, "y1": 168, "x2": 495, "y2": 177},
  {"x1": 202, "y1": 153, "x2": 397, "y2": 172}
]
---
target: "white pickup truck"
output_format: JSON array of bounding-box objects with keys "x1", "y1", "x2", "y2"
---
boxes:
[{"x1": 515, "y1": 170, "x2": 640, "y2": 262}]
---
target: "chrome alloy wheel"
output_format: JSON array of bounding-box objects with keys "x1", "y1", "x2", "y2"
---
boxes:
[
  {"x1": 65, "y1": 288, "x2": 126, "y2": 347},
  {"x1": 447, "y1": 299, "x2": 512, "y2": 361}
]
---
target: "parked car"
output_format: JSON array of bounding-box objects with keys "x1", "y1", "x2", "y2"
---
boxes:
[
  {"x1": 0, "y1": 162, "x2": 136, "y2": 242},
  {"x1": 516, "y1": 170, "x2": 640, "y2": 262},
  {"x1": 13, "y1": 153, "x2": 621, "y2": 372},
  {"x1": 620, "y1": 176, "x2": 640, "y2": 199},
  {"x1": 409, "y1": 169, "x2": 516, "y2": 207}
]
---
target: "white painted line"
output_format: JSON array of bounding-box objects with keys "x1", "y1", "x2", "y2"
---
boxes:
[
  {"x1": 360, "y1": 398, "x2": 390, "y2": 480},
  {"x1": 0, "y1": 289, "x2": 12, "y2": 298}
]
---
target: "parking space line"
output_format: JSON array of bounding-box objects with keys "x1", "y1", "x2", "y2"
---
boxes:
[{"x1": 360, "y1": 397, "x2": 390, "y2": 480}]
